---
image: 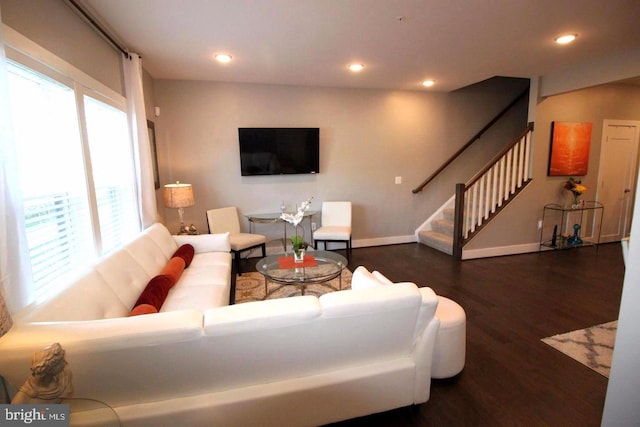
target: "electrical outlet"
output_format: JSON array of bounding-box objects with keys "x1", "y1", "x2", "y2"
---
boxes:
[
  {"x1": 311, "y1": 222, "x2": 317, "y2": 230},
  {"x1": 395, "y1": 176, "x2": 402, "y2": 184},
  {"x1": 537, "y1": 220, "x2": 543, "y2": 230}
]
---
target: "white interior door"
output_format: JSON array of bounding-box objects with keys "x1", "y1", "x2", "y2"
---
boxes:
[{"x1": 596, "y1": 120, "x2": 640, "y2": 243}]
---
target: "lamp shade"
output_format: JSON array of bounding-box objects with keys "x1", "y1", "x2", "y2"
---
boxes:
[{"x1": 163, "y1": 182, "x2": 195, "y2": 208}]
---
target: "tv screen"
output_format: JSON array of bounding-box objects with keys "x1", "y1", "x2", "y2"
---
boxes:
[{"x1": 238, "y1": 128, "x2": 320, "y2": 176}]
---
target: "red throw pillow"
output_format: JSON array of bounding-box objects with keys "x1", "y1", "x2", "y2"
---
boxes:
[
  {"x1": 160, "y1": 257, "x2": 186, "y2": 285},
  {"x1": 134, "y1": 275, "x2": 173, "y2": 310},
  {"x1": 172, "y1": 244, "x2": 195, "y2": 267},
  {"x1": 129, "y1": 303, "x2": 158, "y2": 316}
]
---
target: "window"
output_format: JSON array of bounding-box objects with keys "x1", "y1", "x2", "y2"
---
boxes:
[
  {"x1": 6, "y1": 61, "x2": 139, "y2": 301},
  {"x1": 84, "y1": 95, "x2": 138, "y2": 253}
]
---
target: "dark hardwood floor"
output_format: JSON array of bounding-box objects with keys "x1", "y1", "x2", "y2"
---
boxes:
[{"x1": 246, "y1": 243, "x2": 625, "y2": 426}]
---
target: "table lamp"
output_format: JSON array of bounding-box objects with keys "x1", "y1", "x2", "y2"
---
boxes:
[{"x1": 164, "y1": 181, "x2": 195, "y2": 234}]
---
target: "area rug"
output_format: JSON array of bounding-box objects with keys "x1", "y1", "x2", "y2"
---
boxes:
[
  {"x1": 542, "y1": 321, "x2": 617, "y2": 377},
  {"x1": 234, "y1": 269, "x2": 352, "y2": 303}
]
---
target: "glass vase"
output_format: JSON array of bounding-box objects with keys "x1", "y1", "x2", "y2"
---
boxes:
[{"x1": 572, "y1": 194, "x2": 581, "y2": 209}]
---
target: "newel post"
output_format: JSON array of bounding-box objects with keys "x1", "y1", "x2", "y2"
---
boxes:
[{"x1": 452, "y1": 183, "x2": 465, "y2": 260}]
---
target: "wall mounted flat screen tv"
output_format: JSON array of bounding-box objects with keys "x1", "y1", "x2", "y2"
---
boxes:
[{"x1": 238, "y1": 128, "x2": 320, "y2": 176}]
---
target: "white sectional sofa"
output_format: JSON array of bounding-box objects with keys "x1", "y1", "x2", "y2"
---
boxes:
[{"x1": 0, "y1": 223, "x2": 448, "y2": 426}]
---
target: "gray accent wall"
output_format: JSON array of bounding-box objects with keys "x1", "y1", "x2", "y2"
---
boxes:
[{"x1": 152, "y1": 78, "x2": 528, "y2": 247}]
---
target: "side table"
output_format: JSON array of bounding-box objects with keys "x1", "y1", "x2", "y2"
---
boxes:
[{"x1": 539, "y1": 201, "x2": 604, "y2": 250}]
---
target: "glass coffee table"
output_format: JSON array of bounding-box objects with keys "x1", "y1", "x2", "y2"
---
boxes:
[{"x1": 256, "y1": 250, "x2": 348, "y2": 298}]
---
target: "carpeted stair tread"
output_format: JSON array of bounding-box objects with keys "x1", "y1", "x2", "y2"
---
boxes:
[
  {"x1": 431, "y1": 218, "x2": 454, "y2": 236},
  {"x1": 443, "y1": 208, "x2": 456, "y2": 222},
  {"x1": 418, "y1": 230, "x2": 453, "y2": 255}
]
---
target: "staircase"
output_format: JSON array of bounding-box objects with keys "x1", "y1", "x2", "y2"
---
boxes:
[
  {"x1": 417, "y1": 201, "x2": 455, "y2": 255},
  {"x1": 416, "y1": 123, "x2": 534, "y2": 259},
  {"x1": 412, "y1": 87, "x2": 533, "y2": 259}
]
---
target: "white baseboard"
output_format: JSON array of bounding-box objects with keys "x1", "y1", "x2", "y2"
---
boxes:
[
  {"x1": 263, "y1": 235, "x2": 542, "y2": 260},
  {"x1": 263, "y1": 235, "x2": 417, "y2": 255},
  {"x1": 461, "y1": 242, "x2": 540, "y2": 260},
  {"x1": 354, "y1": 235, "x2": 416, "y2": 248}
]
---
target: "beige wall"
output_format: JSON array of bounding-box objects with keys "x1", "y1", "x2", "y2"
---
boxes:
[
  {"x1": 0, "y1": 0, "x2": 123, "y2": 94},
  {"x1": 1, "y1": 0, "x2": 525, "y2": 250},
  {"x1": 466, "y1": 82, "x2": 640, "y2": 254},
  {"x1": 5, "y1": 0, "x2": 637, "y2": 256},
  {"x1": 143, "y1": 68, "x2": 156, "y2": 120},
  {"x1": 153, "y1": 78, "x2": 528, "y2": 247},
  {"x1": 142, "y1": 68, "x2": 164, "y2": 221}
]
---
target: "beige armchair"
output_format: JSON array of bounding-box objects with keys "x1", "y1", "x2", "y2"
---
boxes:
[
  {"x1": 206, "y1": 207, "x2": 266, "y2": 274},
  {"x1": 313, "y1": 201, "x2": 352, "y2": 261}
]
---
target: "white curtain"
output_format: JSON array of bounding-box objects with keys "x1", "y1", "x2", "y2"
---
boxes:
[
  {"x1": 124, "y1": 53, "x2": 157, "y2": 229},
  {"x1": 0, "y1": 10, "x2": 32, "y2": 327}
]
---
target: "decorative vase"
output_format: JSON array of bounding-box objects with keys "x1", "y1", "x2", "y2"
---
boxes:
[
  {"x1": 572, "y1": 194, "x2": 581, "y2": 209},
  {"x1": 293, "y1": 248, "x2": 305, "y2": 263}
]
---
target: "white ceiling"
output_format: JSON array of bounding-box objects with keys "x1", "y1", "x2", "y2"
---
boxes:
[{"x1": 82, "y1": 0, "x2": 640, "y2": 92}]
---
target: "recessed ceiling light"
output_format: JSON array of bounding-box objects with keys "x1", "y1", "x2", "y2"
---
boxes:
[
  {"x1": 215, "y1": 54, "x2": 232, "y2": 63},
  {"x1": 348, "y1": 63, "x2": 364, "y2": 72},
  {"x1": 554, "y1": 34, "x2": 577, "y2": 45},
  {"x1": 422, "y1": 79, "x2": 436, "y2": 87}
]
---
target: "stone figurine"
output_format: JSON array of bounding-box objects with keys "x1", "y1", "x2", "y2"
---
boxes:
[{"x1": 11, "y1": 342, "x2": 73, "y2": 404}]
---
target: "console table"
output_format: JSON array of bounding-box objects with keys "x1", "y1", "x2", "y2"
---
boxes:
[
  {"x1": 245, "y1": 211, "x2": 318, "y2": 251},
  {"x1": 539, "y1": 201, "x2": 604, "y2": 250}
]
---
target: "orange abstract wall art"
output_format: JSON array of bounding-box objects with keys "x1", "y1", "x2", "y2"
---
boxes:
[{"x1": 548, "y1": 121, "x2": 592, "y2": 176}]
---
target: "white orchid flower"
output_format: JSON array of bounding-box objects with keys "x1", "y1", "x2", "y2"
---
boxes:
[
  {"x1": 280, "y1": 197, "x2": 313, "y2": 227},
  {"x1": 280, "y1": 212, "x2": 303, "y2": 227}
]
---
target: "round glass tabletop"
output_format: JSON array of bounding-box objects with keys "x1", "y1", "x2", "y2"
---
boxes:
[{"x1": 256, "y1": 250, "x2": 347, "y2": 285}]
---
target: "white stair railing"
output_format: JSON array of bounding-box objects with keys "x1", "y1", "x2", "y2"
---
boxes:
[{"x1": 453, "y1": 123, "x2": 534, "y2": 258}]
